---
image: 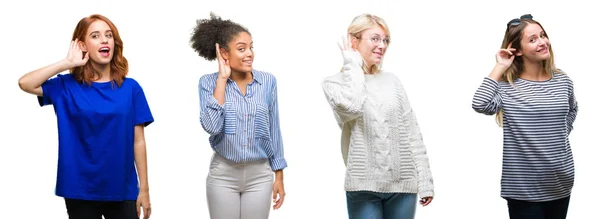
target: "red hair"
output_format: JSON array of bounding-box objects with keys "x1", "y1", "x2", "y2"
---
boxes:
[{"x1": 70, "y1": 14, "x2": 128, "y2": 87}]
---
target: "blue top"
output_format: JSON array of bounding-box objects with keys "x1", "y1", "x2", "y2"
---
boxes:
[
  {"x1": 198, "y1": 69, "x2": 287, "y2": 171},
  {"x1": 38, "y1": 73, "x2": 154, "y2": 201}
]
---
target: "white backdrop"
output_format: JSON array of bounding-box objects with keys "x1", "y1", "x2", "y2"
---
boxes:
[{"x1": 1, "y1": 0, "x2": 598, "y2": 218}]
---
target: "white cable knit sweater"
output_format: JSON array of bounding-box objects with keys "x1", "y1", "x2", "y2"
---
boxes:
[{"x1": 322, "y1": 50, "x2": 434, "y2": 198}]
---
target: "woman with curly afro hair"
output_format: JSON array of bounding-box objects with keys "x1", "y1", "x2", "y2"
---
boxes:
[{"x1": 190, "y1": 12, "x2": 287, "y2": 219}]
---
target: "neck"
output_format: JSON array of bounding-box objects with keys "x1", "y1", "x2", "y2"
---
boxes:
[
  {"x1": 520, "y1": 59, "x2": 549, "y2": 81},
  {"x1": 230, "y1": 70, "x2": 253, "y2": 82},
  {"x1": 91, "y1": 62, "x2": 112, "y2": 82}
]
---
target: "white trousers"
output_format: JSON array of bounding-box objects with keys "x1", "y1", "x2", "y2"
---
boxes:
[{"x1": 206, "y1": 153, "x2": 274, "y2": 219}]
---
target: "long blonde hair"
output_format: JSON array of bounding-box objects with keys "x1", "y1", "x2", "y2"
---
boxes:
[
  {"x1": 343, "y1": 14, "x2": 390, "y2": 74},
  {"x1": 495, "y1": 17, "x2": 562, "y2": 126}
]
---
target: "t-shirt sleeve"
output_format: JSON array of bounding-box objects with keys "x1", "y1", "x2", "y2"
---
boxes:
[
  {"x1": 37, "y1": 75, "x2": 65, "y2": 107},
  {"x1": 133, "y1": 82, "x2": 154, "y2": 127}
]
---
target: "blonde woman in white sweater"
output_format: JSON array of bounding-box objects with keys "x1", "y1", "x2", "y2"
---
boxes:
[{"x1": 322, "y1": 14, "x2": 434, "y2": 219}]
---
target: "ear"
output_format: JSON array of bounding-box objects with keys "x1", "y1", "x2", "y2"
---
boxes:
[
  {"x1": 350, "y1": 36, "x2": 358, "y2": 50},
  {"x1": 516, "y1": 50, "x2": 523, "y2": 56},
  {"x1": 78, "y1": 41, "x2": 87, "y2": 52}
]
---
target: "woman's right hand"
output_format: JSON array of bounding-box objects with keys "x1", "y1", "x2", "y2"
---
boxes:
[
  {"x1": 216, "y1": 43, "x2": 231, "y2": 80},
  {"x1": 65, "y1": 39, "x2": 89, "y2": 68},
  {"x1": 495, "y1": 47, "x2": 516, "y2": 69},
  {"x1": 338, "y1": 34, "x2": 363, "y2": 66}
]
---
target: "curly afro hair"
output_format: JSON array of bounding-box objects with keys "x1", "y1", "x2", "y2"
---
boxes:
[{"x1": 190, "y1": 12, "x2": 250, "y2": 61}]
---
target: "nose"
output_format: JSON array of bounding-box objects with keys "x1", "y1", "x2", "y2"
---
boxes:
[
  {"x1": 377, "y1": 41, "x2": 386, "y2": 49},
  {"x1": 101, "y1": 35, "x2": 109, "y2": 44}
]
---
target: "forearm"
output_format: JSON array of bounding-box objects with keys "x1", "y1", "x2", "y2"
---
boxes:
[
  {"x1": 488, "y1": 64, "x2": 508, "y2": 82},
  {"x1": 134, "y1": 141, "x2": 149, "y2": 192},
  {"x1": 18, "y1": 59, "x2": 73, "y2": 94},
  {"x1": 213, "y1": 78, "x2": 227, "y2": 105}
]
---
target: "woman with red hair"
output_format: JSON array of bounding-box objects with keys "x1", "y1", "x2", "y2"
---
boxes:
[{"x1": 18, "y1": 14, "x2": 153, "y2": 219}]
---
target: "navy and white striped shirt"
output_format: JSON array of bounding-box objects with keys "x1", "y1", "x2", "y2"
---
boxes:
[
  {"x1": 198, "y1": 70, "x2": 287, "y2": 171},
  {"x1": 472, "y1": 72, "x2": 578, "y2": 201}
]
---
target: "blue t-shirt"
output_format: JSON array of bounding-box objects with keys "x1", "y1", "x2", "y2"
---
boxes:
[{"x1": 38, "y1": 73, "x2": 154, "y2": 201}]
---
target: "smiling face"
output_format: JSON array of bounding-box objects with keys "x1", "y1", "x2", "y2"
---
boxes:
[
  {"x1": 221, "y1": 32, "x2": 254, "y2": 73},
  {"x1": 516, "y1": 23, "x2": 551, "y2": 63},
  {"x1": 352, "y1": 25, "x2": 389, "y2": 68},
  {"x1": 79, "y1": 20, "x2": 115, "y2": 65}
]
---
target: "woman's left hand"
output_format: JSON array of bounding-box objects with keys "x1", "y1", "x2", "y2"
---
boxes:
[
  {"x1": 137, "y1": 191, "x2": 152, "y2": 219},
  {"x1": 272, "y1": 178, "x2": 285, "y2": 210},
  {"x1": 420, "y1": 196, "x2": 433, "y2": 207}
]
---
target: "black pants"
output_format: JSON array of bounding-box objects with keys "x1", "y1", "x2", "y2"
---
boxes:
[
  {"x1": 65, "y1": 198, "x2": 138, "y2": 219},
  {"x1": 506, "y1": 196, "x2": 570, "y2": 219}
]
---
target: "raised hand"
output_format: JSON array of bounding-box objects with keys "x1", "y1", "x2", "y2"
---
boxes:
[
  {"x1": 65, "y1": 39, "x2": 89, "y2": 68},
  {"x1": 216, "y1": 43, "x2": 231, "y2": 80},
  {"x1": 495, "y1": 46, "x2": 517, "y2": 69},
  {"x1": 338, "y1": 34, "x2": 356, "y2": 53}
]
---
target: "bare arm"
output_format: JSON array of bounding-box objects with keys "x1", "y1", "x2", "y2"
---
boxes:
[
  {"x1": 18, "y1": 39, "x2": 88, "y2": 96},
  {"x1": 134, "y1": 125, "x2": 149, "y2": 193}
]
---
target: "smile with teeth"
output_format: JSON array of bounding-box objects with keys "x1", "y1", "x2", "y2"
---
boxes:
[{"x1": 99, "y1": 47, "x2": 110, "y2": 57}]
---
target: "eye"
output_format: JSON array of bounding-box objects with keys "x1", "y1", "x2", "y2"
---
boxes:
[
  {"x1": 106, "y1": 33, "x2": 113, "y2": 38},
  {"x1": 238, "y1": 48, "x2": 245, "y2": 52},
  {"x1": 91, "y1": 34, "x2": 99, "y2": 39}
]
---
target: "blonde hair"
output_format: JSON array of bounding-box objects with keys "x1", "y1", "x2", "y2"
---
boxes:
[
  {"x1": 344, "y1": 13, "x2": 390, "y2": 74},
  {"x1": 495, "y1": 18, "x2": 562, "y2": 126}
]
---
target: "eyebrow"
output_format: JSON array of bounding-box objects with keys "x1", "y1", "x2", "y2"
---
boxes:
[
  {"x1": 88, "y1": 30, "x2": 112, "y2": 36},
  {"x1": 236, "y1": 41, "x2": 254, "y2": 45}
]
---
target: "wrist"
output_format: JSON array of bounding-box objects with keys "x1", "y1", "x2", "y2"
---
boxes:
[
  {"x1": 274, "y1": 170, "x2": 284, "y2": 180},
  {"x1": 216, "y1": 77, "x2": 228, "y2": 83},
  {"x1": 60, "y1": 59, "x2": 76, "y2": 70}
]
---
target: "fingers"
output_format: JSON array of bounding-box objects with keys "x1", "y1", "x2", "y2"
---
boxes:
[
  {"x1": 273, "y1": 192, "x2": 284, "y2": 209},
  {"x1": 215, "y1": 43, "x2": 221, "y2": 58},
  {"x1": 347, "y1": 34, "x2": 353, "y2": 50},
  {"x1": 144, "y1": 205, "x2": 151, "y2": 219},
  {"x1": 136, "y1": 201, "x2": 141, "y2": 218},
  {"x1": 420, "y1": 197, "x2": 433, "y2": 206}
]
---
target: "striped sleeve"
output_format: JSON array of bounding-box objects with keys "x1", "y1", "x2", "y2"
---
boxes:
[
  {"x1": 472, "y1": 77, "x2": 503, "y2": 115},
  {"x1": 566, "y1": 78, "x2": 578, "y2": 134},
  {"x1": 198, "y1": 74, "x2": 226, "y2": 135},
  {"x1": 267, "y1": 78, "x2": 287, "y2": 171}
]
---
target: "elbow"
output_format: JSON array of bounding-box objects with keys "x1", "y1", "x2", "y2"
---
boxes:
[
  {"x1": 18, "y1": 77, "x2": 29, "y2": 92},
  {"x1": 199, "y1": 119, "x2": 221, "y2": 135}
]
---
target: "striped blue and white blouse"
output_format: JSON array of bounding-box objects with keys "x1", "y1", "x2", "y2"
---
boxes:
[
  {"x1": 198, "y1": 69, "x2": 287, "y2": 171},
  {"x1": 472, "y1": 72, "x2": 578, "y2": 202}
]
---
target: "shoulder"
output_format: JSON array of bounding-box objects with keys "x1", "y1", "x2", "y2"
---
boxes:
[
  {"x1": 52, "y1": 73, "x2": 75, "y2": 82},
  {"x1": 122, "y1": 77, "x2": 143, "y2": 89},
  {"x1": 253, "y1": 69, "x2": 278, "y2": 86},
  {"x1": 198, "y1": 72, "x2": 219, "y2": 86},
  {"x1": 552, "y1": 70, "x2": 572, "y2": 82}
]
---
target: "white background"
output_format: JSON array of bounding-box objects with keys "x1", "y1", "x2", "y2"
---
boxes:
[{"x1": 1, "y1": 0, "x2": 598, "y2": 218}]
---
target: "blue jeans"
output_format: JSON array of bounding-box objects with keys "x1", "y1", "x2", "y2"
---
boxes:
[{"x1": 346, "y1": 191, "x2": 417, "y2": 219}]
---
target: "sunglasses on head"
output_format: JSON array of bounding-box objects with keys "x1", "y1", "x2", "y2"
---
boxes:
[{"x1": 507, "y1": 14, "x2": 533, "y2": 27}]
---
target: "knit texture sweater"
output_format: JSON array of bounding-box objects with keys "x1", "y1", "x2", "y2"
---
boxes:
[{"x1": 322, "y1": 51, "x2": 434, "y2": 198}]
